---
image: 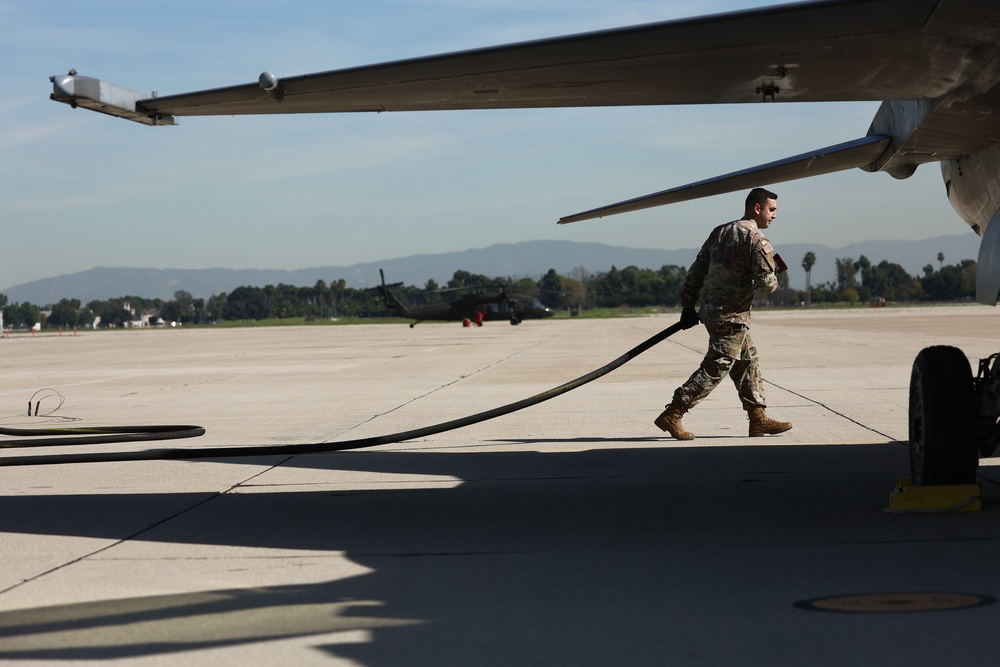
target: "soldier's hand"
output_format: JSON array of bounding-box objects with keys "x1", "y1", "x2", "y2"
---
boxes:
[
  {"x1": 680, "y1": 307, "x2": 700, "y2": 329},
  {"x1": 773, "y1": 253, "x2": 788, "y2": 274}
]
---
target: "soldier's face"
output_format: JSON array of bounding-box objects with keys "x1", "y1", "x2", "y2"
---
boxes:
[{"x1": 754, "y1": 199, "x2": 777, "y2": 228}]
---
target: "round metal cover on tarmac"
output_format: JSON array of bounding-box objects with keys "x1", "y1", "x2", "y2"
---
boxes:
[{"x1": 795, "y1": 592, "x2": 996, "y2": 613}]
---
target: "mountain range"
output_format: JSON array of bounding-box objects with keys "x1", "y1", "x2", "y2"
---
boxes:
[{"x1": 1, "y1": 235, "x2": 981, "y2": 305}]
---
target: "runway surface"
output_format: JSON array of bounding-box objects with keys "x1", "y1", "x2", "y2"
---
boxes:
[{"x1": 0, "y1": 305, "x2": 998, "y2": 665}]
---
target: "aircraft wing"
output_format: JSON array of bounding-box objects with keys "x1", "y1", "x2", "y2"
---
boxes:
[
  {"x1": 53, "y1": 0, "x2": 981, "y2": 122},
  {"x1": 557, "y1": 136, "x2": 892, "y2": 223}
]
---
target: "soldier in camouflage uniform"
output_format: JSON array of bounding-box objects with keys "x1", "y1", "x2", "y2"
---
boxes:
[{"x1": 654, "y1": 187, "x2": 792, "y2": 440}]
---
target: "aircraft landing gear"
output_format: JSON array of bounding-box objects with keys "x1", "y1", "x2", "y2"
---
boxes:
[
  {"x1": 908, "y1": 345, "x2": 1000, "y2": 485},
  {"x1": 975, "y1": 353, "x2": 1000, "y2": 458}
]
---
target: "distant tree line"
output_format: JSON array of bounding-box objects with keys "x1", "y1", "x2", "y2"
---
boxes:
[
  {"x1": 817, "y1": 254, "x2": 977, "y2": 304},
  {"x1": 0, "y1": 255, "x2": 978, "y2": 329}
]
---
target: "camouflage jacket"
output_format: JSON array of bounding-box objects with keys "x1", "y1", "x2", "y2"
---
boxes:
[{"x1": 679, "y1": 218, "x2": 778, "y2": 324}]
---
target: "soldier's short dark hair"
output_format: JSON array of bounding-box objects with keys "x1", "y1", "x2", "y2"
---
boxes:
[{"x1": 746, "y1": 187, "x2": 778, "y2": 211}]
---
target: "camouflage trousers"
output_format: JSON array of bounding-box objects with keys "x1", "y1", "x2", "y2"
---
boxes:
[{"x1": 671, "y1": 319, "x2": 766, "y2": 410}]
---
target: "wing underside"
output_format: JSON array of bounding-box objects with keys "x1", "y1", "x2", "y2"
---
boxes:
[
  {"x1": 558, "y1": 136, "x2": 892, "y2": 223},
  {"x1": 57, "y1": 0, "x2": 989, "y2": 120}
]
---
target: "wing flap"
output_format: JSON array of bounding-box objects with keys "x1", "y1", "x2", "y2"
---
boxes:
[{"x1": 557, "y1": 135, "x2": 892, "y2": 224}]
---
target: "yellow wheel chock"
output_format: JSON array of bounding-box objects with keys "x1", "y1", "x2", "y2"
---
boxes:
[{"x1": 887, "y1": 478, "x2": 982, "y2": 513}]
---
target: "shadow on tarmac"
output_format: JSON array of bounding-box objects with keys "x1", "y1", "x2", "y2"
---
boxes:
[{"x1": 0, "y1": 443, "x2": 998, "y2": 665}]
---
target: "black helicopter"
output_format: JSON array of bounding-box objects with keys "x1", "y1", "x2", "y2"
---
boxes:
[{"x1": 376, "y1": 270, "x2": 555, "y2": 327}]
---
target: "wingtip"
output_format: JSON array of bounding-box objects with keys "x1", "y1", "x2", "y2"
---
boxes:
[{"x1": 557, "y1": 211, "x2": 602, "y2": 225}]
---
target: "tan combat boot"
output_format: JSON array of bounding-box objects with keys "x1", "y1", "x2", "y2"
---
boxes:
[
  {"x1": 746, "y1": 406, "x2": 792, "y2": 437},
  {"x1": 654, "y1": 402, "x2": 695, "y2": 440}
]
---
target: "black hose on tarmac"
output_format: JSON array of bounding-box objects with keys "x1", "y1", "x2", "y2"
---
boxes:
[{"x1": 0, "y1": 321, "x2": 684, "y2": 466}]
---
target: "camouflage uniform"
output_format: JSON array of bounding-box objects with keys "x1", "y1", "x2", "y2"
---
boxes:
[{"x1": 671, "y1": 218, "x2": 778, "y2": 410}]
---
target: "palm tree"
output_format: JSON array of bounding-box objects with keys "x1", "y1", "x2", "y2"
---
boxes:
[
  {"x1": 937, "y1": 252, "x2": 945, "y2": 270},
  {"x1": 314, "y1": 279, "x2": 328, "y2": 318},
  {"x1": 801, "y1": 251, "x2": 816, "y2": 304},
  {"x1": 331, "y1": 279, "x2": 346, "y2": 317}
]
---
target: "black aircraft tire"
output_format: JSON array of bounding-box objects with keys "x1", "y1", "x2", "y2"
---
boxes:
[{"x1": 909, "y1": 345, "x2": 978, "y2": 485}]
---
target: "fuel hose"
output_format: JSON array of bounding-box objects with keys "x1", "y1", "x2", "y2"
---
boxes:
[{"x1": 0, "y1": 321, "x2": 684, "y2": 467}]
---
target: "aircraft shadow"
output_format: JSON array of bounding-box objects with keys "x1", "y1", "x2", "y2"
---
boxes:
[{"x1": 0, "y1": 443, "x2": 998, "y2": 664}]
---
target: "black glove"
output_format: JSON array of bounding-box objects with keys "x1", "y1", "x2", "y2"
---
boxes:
[{"x1": 680, "y1": 307, "x2": 699, "y2": 329}]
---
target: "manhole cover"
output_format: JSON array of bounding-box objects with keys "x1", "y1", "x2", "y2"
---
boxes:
[{"x1": 795, "y1": 592, "x2": 995, "y2": 613}]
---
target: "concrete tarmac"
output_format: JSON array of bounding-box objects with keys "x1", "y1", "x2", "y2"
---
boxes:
[{"x1": 0, "y1": 305, "x2": 998, "y2": 665}]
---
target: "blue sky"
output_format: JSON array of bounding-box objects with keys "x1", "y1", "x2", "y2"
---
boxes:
[{"x1": 0, "y1": 0, "x2": 970, "y2": 292}]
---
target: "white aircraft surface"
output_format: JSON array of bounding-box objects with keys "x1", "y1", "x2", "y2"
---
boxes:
[{"x1": 49, "y1": 0, "x2": 1000, "y2": 486}]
